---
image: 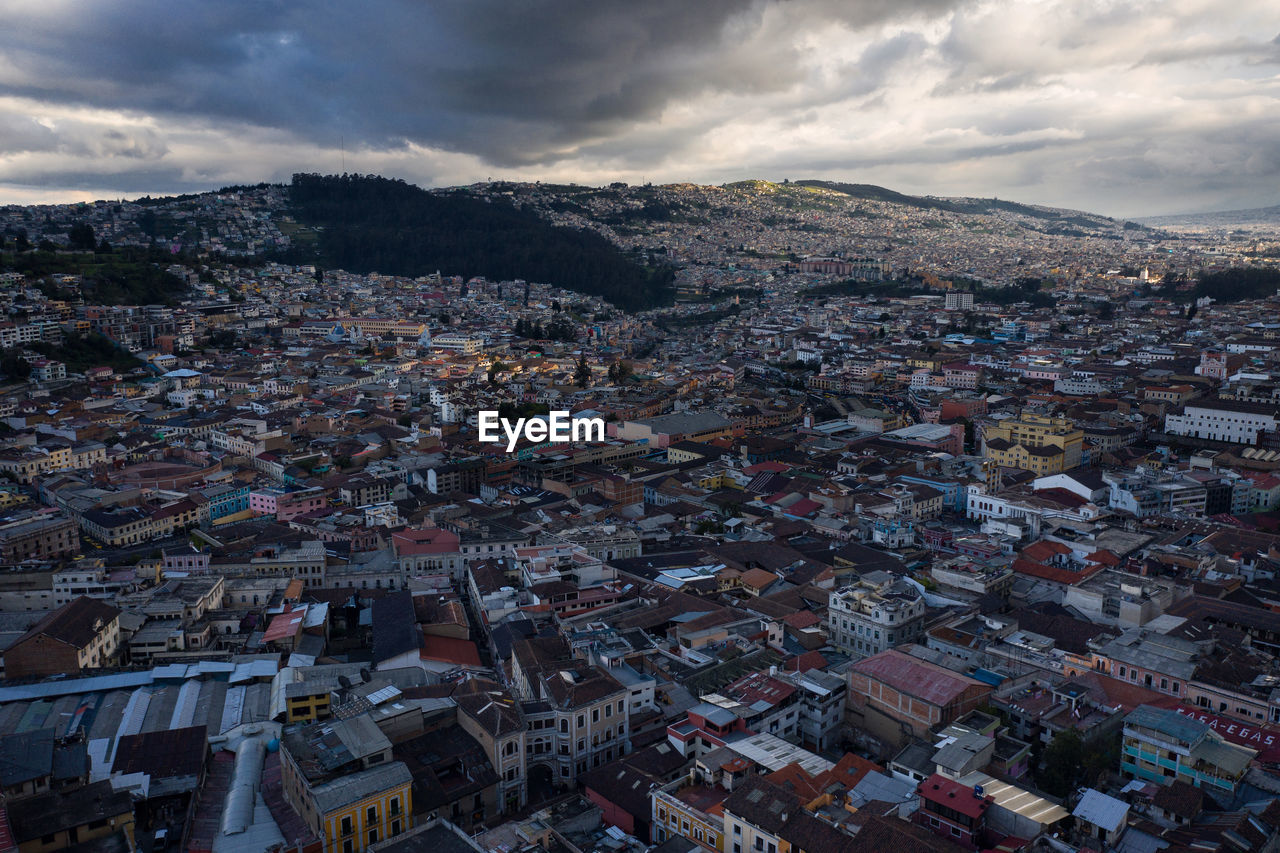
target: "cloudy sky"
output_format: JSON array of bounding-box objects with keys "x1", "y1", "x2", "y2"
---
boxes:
[{"x1": 1, "y1": 0, "x2": 1277, "y2": 217}]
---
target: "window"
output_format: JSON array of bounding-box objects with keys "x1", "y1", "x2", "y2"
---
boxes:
[
  {"x1": 577, "y1": 714, "x2": 586, "y2": 728},
  {"x1": 391, "y1": 820, "x2": 402, "y2": 836},
  {"x1": 368, "y1": 828, "x2": 379, "y2": 844},
  {"x1": 340, "y1": 817, "x2": 353, "y2": 836},
  {"x1": 390, "y1": 798, "x2": 400, "y2": 816},
  {"x1": 343, "y1": 841, "x2": 353, "y2": 853}
]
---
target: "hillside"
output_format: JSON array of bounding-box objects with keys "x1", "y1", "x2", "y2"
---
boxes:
[
  {"x1": 280, "y1": 174, "x2": 675, "y2": 311},
  {"x1": 1139, "y1": 204, "x2": 1280, "y2": 232},
  {"x1": 794, "y1": 179, "x2": 1138, "y2": 230}
]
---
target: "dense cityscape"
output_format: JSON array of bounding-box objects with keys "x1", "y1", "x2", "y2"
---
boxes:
[{"x1": 1, "y1": 173, "x2": 1280, "y2": 853}]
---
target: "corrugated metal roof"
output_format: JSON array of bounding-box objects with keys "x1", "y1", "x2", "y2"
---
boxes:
[
  {"x1": 221, "y1": 686, "x2": 245, "y2": 735},
  {"x1": 0, "y1": 670, "x2": 154, "y2": 703},
  {"x1": 1073, "y1": 788, "x2": 1129, "y2": 832},
  {"x1": 170, "y1": 680, "x2": 201, "y2": 729},
  {"x1": 852, "y1": 649, "x2": 985, "y2": 705}
]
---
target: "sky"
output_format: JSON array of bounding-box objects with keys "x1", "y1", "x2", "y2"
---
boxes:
[{"x1": 0, "y1": 0, "x2": 1277, "y2": 218}]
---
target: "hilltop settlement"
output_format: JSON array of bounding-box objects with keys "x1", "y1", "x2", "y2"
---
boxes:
[{"x1": 0, "y1": 177, "x2": 1278, "y2": 853}]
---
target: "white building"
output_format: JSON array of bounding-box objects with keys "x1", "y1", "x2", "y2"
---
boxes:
[
  {"x1": 827, "y1": 573, "x2": 925, "y2": 659},
  {"x1": 1165, "y1": 400, "x2": 1279, "y2": 445},
  {"x1": 29, "y1": 360, "x2": 66, "y2": 382}
]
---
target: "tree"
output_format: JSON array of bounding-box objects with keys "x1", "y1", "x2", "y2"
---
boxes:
[
  {"x1": 0, "y1": 351, "x2": 31, "y2": 379},
  {"x1": 68, "y1": 222, "x2": 96, "y2": 251},
  {"x1": 574, "y1": 353, "x2": 591, "y2": 388},
  {"x1": 96, "y1": 239, "x2": 113, "y2": 254},
  {"x1": 488, "y1": 360, "x2": 507, "y2": 385},
  {"x1": 608, "y1": 360, "x2": 632, "y2": 384},
  {"x1": 1038, "y1": 729, "x2": 1083, "y2": 798}
]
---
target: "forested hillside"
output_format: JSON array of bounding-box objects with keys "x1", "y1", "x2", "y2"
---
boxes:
[{"x1": 285, "y1": 174, "x2": 674, "y2": 311}]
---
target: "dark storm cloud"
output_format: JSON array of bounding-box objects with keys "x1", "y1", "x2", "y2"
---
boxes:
[{"x1": 0, "y1": 0, "x2": 955, "y2": 167}]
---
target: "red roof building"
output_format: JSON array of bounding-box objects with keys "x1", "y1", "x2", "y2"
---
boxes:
[
  {"x1": 915, "y1": 773, "x2": 993, "y2": 847},
  {"x1": 848, "y1": 649, "x2": 993, "y2": 742}
]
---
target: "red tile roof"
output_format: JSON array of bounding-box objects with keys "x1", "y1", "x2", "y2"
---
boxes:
[
  {"x1": 784, "y1": 650, "x2": 829, "y2": 673},
  {"x1": 782, "y1": 611, "x2": 821, "y2": 630},
  {"x1": 392, "y1": 526, "x2": 461, "y2": 555},
  {"x1": 1020, "y1": 540, "x2": 1073, "y2": 562},
  {"x1": 1011, "y1": 558, "x2": 1103, "y2": 586},
  {"x1": 420, "y1": 635, "x2": 482, "y2": 667},
  {"x1": 744, "y1": 462, "x2": 791, "y2": 475}
]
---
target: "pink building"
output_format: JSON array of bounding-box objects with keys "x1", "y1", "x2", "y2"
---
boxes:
[
  {"x1": 249, "y1": 489, "x2": 280, "y2": 516},
  {"x1": 943, "y1": 362, "x2": 981, "y2": 389},
  {"x1": 274, "y1": 488, "x2": 329, "y2": 521},
  {"x1": 162, "y1": 548, "x2": 210, "y2": 574}
]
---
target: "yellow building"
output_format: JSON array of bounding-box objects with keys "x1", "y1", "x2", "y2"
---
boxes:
[
  {"x1": 983, "y1": 412, "x2": 1082, "y2": 475},
  {"x1": 285, "y1": 683, "x2": 333, "y2": 723},
  {"x1": 280, "y1": 716, "x2": 414, "y2": 853},
  {"x1": 907, "y1": 352, "x2": 946, "y2": 371},
  {"x1": 0, "y1": 489, "x2": 29, "y2": 509},
  {"x1": 652, "y1": 779, "x2": 727, "y2": 851}
]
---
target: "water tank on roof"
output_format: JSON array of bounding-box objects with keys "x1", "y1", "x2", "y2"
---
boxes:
[{"x1": 266, "y1": 738, "x2": 280, "y2": 753}]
